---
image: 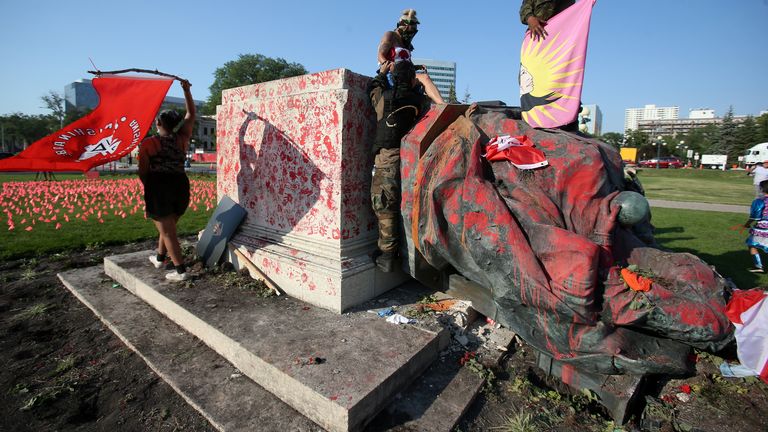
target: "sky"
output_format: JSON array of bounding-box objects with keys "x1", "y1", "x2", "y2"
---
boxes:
[{"x1": 1, "y1": 0, "x2": 767, "y2": 134}]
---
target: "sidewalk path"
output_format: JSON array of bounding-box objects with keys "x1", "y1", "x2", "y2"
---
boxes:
[{"x1": 648, "y1": 199, "x2": 749, "y2": 214}]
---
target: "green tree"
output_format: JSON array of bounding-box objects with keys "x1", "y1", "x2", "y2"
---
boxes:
[
  {"x1": 736, "y1": 116, "x2": 758, "y2": 151},
  {"x1": 624, "y1": 129, "x2": 652, "y2": 158},
  {"x1": 718, "y1": 106, "x2": 738, "y2": 160},
  {"x1": 204, "y1": 54, "x2": 307, "y2": 114},
  {"x1": 41, "y1": 91, "x2": 65, "y2": 129},
  {"x1": 448, "y1": 82, "x2": 458, "y2": 104},
  {"x1": 600, "y1": 132, "x2": 623, "y2": 150},
  {"x1": 756, "y1": 113, "x2": 768, "y2": 143},
  {"x1": 0, "y1": 113, "x2": 52, "y2": 152},
  {"x1": 675, "y1": 124, "x2": 718, "y2": 156}
]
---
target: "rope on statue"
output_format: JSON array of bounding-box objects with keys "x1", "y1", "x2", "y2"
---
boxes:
[{"x1": 386, "y1": 105, "x2": 419, "y2": 128}]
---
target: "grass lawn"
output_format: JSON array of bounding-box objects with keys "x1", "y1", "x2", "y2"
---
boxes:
[
  {"x1": 2, "y1": 170, "x2": 761, "y2": 290},
  {"x1": 1, "y1": 172, "x2": 215, "y2": 260},
  {"x1": 637, "y1": 168, "x2": 754, "y2": 205},
  {"x1": 652, "y1": 207, "x2": 763, "y2": 289}
]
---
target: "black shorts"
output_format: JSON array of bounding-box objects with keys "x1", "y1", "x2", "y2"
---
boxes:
[{"x1": 142, "y1": 172, "x2": 190, "y2": 219}]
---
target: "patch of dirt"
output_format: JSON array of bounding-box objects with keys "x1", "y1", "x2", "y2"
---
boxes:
[
  {"x1": 2, "y1": 237, "x2": 767, "y2": 432},
  {"x1": 0, "y1": 237, "x2": 215, "y2": 432},
  {"x1": 456, "y1": 336, "x2": 768, "y2": 432}
]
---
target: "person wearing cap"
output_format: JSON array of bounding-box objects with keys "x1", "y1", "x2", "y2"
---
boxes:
[
  {"x1": 750, "y1": 160, "x2": 768, "y2": 198},
  {"x1": 376, "y1": 9, "x2": 444, "y2": 105},
  {"x1": 520, "y1": 0, "x2": 575, "y2": 41},
  {"x1": 367, "y1": 9, "x2": 444, "y2": 272}
]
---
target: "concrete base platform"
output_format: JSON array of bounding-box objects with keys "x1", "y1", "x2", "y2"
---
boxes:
[
  {"x1": 102, "y1": 251, "x2": 445, "y2": 432},
  {"x1": 58, "y1": 266, "x2": 320, "y2": 431}
]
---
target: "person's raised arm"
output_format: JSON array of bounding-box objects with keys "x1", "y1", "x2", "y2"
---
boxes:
[
  {"x1": 520, "y1": 0, "x2": 548, "y2": 41},
  {"x1": 177, "y1": 79, "x2": 195, "y2": 147},
  {"x1": 377, "y1": 31, "x2": 396, "y2": 74},
  {"x1": 519, "y1": 0, "x2": 535, "y2": 24}
]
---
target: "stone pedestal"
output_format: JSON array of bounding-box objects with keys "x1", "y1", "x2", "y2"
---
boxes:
[{"x1": 216, "y1": 69, "x2": 407, "y2": 313}]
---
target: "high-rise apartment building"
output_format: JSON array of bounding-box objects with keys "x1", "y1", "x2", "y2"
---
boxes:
[
  {"x1": 624, "y1": 104, "x2": 679, "y2": 133},
  {"x1": 412, "y1": 58, "x2": 456, "y2": 102}
]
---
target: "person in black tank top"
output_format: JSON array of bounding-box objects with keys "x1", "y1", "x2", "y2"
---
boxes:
[{"x1": 139, "y1": 79, "x2": 195, "y2": 281}]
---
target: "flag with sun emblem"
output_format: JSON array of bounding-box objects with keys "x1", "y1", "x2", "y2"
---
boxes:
[
  {"x1": 519, "y1": 0, "x2": 595, "y2": 129},
  {"x1": 0, "y1": 75, "x2": 172, "y2": 172}
]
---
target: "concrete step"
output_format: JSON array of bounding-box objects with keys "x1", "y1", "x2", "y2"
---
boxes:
[
  {"x1": 102, "y1": 251, "x2": 445, "y2": 432},
  {"x1": 58, "y1": 266, "x2": 321, "y2": 431},
  {"x1": 369, "y1": 316, "x2": 516, "y2": 432}
]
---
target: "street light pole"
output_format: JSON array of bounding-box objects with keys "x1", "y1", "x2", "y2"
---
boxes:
[{"x1": 655, "y1": 135, "x2": 663, "y2": 169}]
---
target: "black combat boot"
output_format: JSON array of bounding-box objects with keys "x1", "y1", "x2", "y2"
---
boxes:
[{"x1": 376, "y1": 251, "x2": 396, "y2": 273}]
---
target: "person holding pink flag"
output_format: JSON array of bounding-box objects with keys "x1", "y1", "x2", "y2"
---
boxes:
[
  {"x1": 518, "y1": 0, "x2": 595, "y2": 130},
  {"x1": 520, "y1": 0, "x2": 575, "y2": 41}
]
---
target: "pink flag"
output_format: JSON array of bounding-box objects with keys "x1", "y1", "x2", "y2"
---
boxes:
[
  {"x1": 519, "y1": 0, "x2": 595, "y2": 129},
  {"x1": 0, "y1": 76, "x2": 172, "y2": 172}
]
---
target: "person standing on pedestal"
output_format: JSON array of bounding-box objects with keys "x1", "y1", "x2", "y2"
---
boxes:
[{"x1": 368, "y1": 9, "x2": 444, "y2": 272}]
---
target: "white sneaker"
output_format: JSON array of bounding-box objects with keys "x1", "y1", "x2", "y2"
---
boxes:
[
  {"x1": 149, "y1": 255, "x2": 164, "y2": 269},
  {"x1": 166, "y1": 271, "x2": 190, "y2": 281}
]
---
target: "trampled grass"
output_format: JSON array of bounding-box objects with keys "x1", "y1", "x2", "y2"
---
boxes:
[
  {"x1": 637, "y1": 168, "x2": 754, "y2": 205},
  {"x1": 652, "y1": 207, "x2": 761, "y2": 289},
  {"x1": 0, "y1": 173, "x2": 216, "y2": 260}
]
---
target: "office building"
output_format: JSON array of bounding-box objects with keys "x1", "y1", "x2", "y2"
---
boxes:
[
  {"x1": 64, "y1": 79, "x2": 99, "y2": 113},
  {"x1": 197, "y1": 115, "x2": 217, "y2": 151},
  {"x1": 579, "y1": 104, "x2": 602, "y2": 136},
  {"x1": 624, "y1": 104, "x2": 679, "y2": 133},
  {"x1": 412, "y1": 58, "x2": 456, "y2": 102}
]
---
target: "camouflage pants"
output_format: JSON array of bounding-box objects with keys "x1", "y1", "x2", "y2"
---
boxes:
[{"x1": 371, "y1": 148, "x2": 401, "y2": 254}]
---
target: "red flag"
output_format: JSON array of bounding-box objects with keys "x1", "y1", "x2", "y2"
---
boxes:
[
  {"x1": 483, "y1": 135, "x2": 548, "y2": 169},
  {"x1": 0, "y1": 76, "x2": 172, "y2": 172}
]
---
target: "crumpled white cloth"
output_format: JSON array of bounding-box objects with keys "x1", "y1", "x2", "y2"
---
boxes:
[{"x1": 386, "y1": 313, "x2": 416, "y2": 325}]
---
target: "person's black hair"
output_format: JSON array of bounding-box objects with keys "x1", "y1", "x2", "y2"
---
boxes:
[
  {"x1": 158, "y1": 109, "x2": 183, "y2": 132},
  {"x1": 760, "y1": 179, "x2": 768, "y2": 194}
]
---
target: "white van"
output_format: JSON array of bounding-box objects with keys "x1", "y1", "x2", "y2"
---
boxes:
[{"x1": 744, "y1": 142, "x2": 768, "y2": 165}]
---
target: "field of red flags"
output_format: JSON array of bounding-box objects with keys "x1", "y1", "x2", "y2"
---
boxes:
[
  {"x1": 2, "y1": 178, "x2": 215, "y2": 232},
  {"x1": 1, "y1": 177, "x2": 216, "y2": 259}
]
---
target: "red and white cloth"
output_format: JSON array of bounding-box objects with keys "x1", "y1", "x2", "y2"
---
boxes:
[
  {"x1": 483, "y1": 135, "x2": 548, "y2": 170},
  {"x1": 725, "y1": 289, "x2": 768, "y2": 383},
  {"x1": 387, "y1": 47, "x2": 412, "y2": 64}
]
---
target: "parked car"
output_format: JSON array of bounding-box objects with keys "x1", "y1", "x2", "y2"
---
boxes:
[{"x1": 638, "y1": 157, "x2": 683, "y2": 169}]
